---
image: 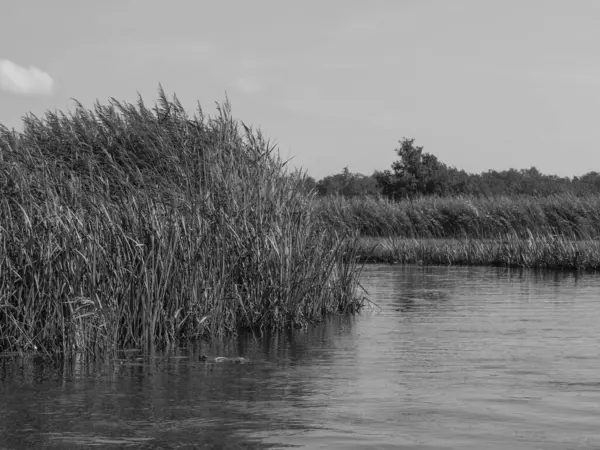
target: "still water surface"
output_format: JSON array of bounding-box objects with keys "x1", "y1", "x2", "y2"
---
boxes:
[{"x1": 1, "y1": 265, "x2": 600, "y2": 449}]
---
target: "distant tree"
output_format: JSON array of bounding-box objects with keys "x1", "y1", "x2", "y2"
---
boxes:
[
  {"x1": 316, "y1": 169, "x2": 346, "y2": 196},
  {"x1": 316, "y1": 167, "x2": 380, "y2": 197},
  {"x1": 445, "y1": 167, "x2": 477, "y2": 195},
  {"x1": 578, "y1": 171, "x2": 600, "y2": 189},
  {"x1": 375, "y1": 138, "x2": 449, "y2": 199},
  {"x1": 348, "y1": 171, "x2": 380, "y2": 196},
  {"x1": 299, "y1": 175, "x2": 317, "y2": 194},
  {"x1": 315, "y1": 140, "x2": 600, "y2": 200}
]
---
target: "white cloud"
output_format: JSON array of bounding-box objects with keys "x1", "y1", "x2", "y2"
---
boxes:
[
  {"x1": 0, "y1": 59, "x2": 54, "y2": 96},
  {"x1": 235, "y1": 77, "x2": 262, "y2": 95}
]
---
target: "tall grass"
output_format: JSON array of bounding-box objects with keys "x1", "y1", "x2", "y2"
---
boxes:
[
  {"x1": 0, "y1": 88, "x2": 364, "y2": 355},
  {"x1": 316, "y1": 195, "x2": 600, "y2": 239},
  {"x1": 358, "y1": 236, "x2": 600, "y2": 270}
]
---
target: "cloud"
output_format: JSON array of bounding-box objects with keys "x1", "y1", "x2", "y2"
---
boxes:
[
  {"x1": 0, "y1": 59, "x2": 54, "y2": 96},
  {"x1": 235, "y1": 77, "x2": 262, "y2": 95}
]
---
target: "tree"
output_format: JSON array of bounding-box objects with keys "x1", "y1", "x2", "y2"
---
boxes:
[
  {"x1": 316, "y1": 167, "x2": 380, "y2": 197},
  {"x1": 376, "y1": 138, "x2": 449, "y2": 199},
  {"x1": 299, "y1": 175, "x2": 317, "y2": 194}
]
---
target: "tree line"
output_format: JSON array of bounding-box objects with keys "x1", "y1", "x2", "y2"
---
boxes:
[{"x1": 308, "y1": 138, "x2": 600, "y2": 199}]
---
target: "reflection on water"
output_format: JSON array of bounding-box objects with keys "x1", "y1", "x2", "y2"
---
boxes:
[{"x1": 1, "y1": 265, "x2": 600, "y2": 449}]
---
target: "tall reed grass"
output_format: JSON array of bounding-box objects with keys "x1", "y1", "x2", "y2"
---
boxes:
[
  {"x1": 358, "y1": 236, "x2": 600, "y2": 270},
  {"x1": 316, "y1": 195, "x2": 600, "y2": 239},
  {"x1": 0, "y1": 88, "x2": 364, "y2": 355}
]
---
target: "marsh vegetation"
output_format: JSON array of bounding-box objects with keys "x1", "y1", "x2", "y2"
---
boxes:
[
  {"x1": 0, "y1": 89, "x2": 364, "y2": 355},
  {"x1": 2, "y1": 89, "x2": 599, "y2": 356},
  {"x1": 316, "y1": 195, "x2": 600, "y2": 270},
  {"x1": 317, "y1": 194, "x2": 600, "y2": 239},
  {"x1": 313, "y1": 138, "x2": 600, "y2": 270}
]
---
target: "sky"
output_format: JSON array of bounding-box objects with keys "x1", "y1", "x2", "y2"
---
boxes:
[{"x1": 1, "y1": 1, "x2": 600, "y2": 180}]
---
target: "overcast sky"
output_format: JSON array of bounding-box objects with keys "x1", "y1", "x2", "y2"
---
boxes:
[{"x1": 1, "y1": 1, "x2": 600, "y2": 179}]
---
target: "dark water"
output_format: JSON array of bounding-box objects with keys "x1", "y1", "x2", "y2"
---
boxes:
[{"x1": 2, "y1": 265, "x2": 600, "y2": 449}]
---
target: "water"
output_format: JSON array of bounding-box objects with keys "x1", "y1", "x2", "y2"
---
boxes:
[{"x1": 1, "y1": 265, "x2": 600, "y2": 449}]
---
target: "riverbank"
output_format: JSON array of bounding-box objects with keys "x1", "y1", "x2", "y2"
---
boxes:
[
  {"x1": 0, "y1": 90, "x2": 365, "y2": 355},
  {"x1": 357, "y1": 236, "x2": 600, "y2": 271}
]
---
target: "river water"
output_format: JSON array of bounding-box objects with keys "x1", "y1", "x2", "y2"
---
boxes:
[{"x1": 1, "y1": 265, "x2": 600, "y2": 449}]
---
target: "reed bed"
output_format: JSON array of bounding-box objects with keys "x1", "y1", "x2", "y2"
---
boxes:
[
  {"x1": 317, "y1": 195, "x2": 600, "y2": 239},
  {"x1": 0, "y1": 89, "x2": 364, "y2": 355},
  {"x1": 358, "y1": 236, "x2": 600, "y2": 271}
]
